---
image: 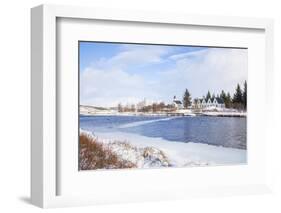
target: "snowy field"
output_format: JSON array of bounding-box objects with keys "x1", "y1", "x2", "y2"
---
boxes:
[{"x1": 82, "y1": 129, "x2": 247, "y2": 168}]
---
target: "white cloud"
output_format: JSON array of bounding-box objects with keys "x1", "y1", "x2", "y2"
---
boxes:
[
  {"x1": 105, "y1": 45, "x2": 171, "y2": 69},
  {"x1": 80, "y1": 45, "x2": 174, "y2": 107},
  {"x1": 80, "y1": 67, "x2": 163, "y2": 107},
  {"x1": 163, "y1": 48, "x2": 247, "y2": 98},
  {"x1": 80, "y1": 46, "x2": 247, "y2": 107}
]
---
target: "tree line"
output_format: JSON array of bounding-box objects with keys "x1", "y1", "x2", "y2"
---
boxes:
[
  {"x1": 117, "y1": 102, "x2": 176, "y2": 113},
  {"x1": 183, "y1": 80, "x2": 247, "y2": 110}
]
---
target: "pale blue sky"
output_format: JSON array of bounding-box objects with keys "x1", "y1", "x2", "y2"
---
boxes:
[{"x1": 79, "y1": 42, "x2": 247, "y2": 107}]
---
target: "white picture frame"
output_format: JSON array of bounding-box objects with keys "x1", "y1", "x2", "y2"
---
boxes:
[{"x1": 31, "y1": 4, "x2": 274, "y2": 208}]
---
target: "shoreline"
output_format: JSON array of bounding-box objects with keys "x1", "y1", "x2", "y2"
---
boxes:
[
  {"x1": 80, "y1": 105, "x2": 247, "y2": 118},
  {"x1": 80, "y1": 112, "x2": 247, "y2": 118},
  {"x1": 81, "y1": 129, "x2": 247, "y2": 167}
]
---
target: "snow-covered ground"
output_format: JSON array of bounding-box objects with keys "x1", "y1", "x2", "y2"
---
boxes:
[
  {"x1": 202, "y1": 111, "x2": 247, "y2": 117},
  {"x1": 201, "y1": 107, "x2": 246, "y2": 117},
  {"x1": 83, "y1": 129, "x2": 246, "y2": 168}
]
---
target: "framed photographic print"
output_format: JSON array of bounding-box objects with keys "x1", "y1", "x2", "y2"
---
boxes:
[
  {"x1": 78, "y1": 41, "x2": 247, "y2": 170},
  {"x1": 31, "y1": 4, "x2": 274, "y2": 208}
]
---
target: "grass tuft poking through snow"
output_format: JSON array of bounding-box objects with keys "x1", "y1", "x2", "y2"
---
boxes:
[
  {"x1": 79, "y1": 133, "x2": 136, "y2": 170},
  {"x1": 79, "y1": 132, "x2": 172, "y2": 170}
]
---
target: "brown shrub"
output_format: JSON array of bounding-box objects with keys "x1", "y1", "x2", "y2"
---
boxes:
[{"x1": 79, "y1": 133, "x2": 136, "y2": 170}]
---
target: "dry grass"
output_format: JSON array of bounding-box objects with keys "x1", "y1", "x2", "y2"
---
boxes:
[{"x1": 79, "y1": 133, "x2": 136, "y2": 170}]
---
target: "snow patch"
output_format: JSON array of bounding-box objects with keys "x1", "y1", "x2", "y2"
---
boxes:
[
  {"x1": 81, "y1": 128, "x2": 247, "y2": 168},
  {"x1": 94, "y1": 131, "x2": 247, "y2": 167},
  {"x1": 107, "y1": 142, "x2": 170, "y2": 168}
]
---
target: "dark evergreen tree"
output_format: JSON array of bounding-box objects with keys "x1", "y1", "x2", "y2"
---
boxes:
[
  {"x1": 232, "y1": 83, "x2": 243, "y2": 109},
  {"x1": 225, "y1": 92, "x2": 232, "y2": 108},
  {"x1": 220, "y1": 90, "x2": 227, "y2": 102},
  {"x1": 233, "y1": 84, "x2": 243, "y2": 104},
  {"x1": 183, "y1": 89, "x2": 192, "y2": 108},
  {"x1": 242, "y1": 81, "x2": 247, "y2": 110},
  {"x1": 206, "y1": 91, "x2": 211, "y2": 101},
  {"x1": 211, "y1": 93, "x2": 216, "y2": 100}
]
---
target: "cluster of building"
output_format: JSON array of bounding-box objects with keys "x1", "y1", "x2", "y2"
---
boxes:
[
  {"x1": 120, "y1": 95, "x2": 226, "y2": 112},
  {"x1": 172, "y1": 96, "x2": 225, "y2": 110}
]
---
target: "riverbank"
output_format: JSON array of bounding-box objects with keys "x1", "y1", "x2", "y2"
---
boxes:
[
  {"x1": 80, "y1": 111, "x2": 246, "y2": 117},
  {"x1": 80, "y1": 130, "x2": 171, "y2": 170},
  {"x1": 80, "y1": 105, "x2": 246, "y2": 117},
  {"x1": 199, "y1": 111, "x2": 247, "y2": 117},
  {"x1": 80, "y1": 129, "x2": 247, "y2": 169}
]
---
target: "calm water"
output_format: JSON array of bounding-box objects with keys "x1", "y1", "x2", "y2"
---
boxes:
[{"x1": 80, "y1": 115, "x2": 247, "y2": 150}]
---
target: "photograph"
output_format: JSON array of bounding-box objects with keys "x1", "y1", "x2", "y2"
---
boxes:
[{"x1": 78, "y1": 41, "x2": 247, "y2": 171}]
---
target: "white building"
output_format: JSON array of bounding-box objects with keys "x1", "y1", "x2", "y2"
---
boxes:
[
  {"x1": 172, "y1": 96, "x2": 183, "y2": 110},
  {"x1": 192, "y1": 97, "x2": 225, "y2": 109},
  {"x1": 211, "y1": 98, "x2": 225, "y2": 108}
]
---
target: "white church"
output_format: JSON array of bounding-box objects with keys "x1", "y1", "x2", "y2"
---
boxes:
[{"x1": 172, "y1": 96, "x2": 184, "y2": 110}]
